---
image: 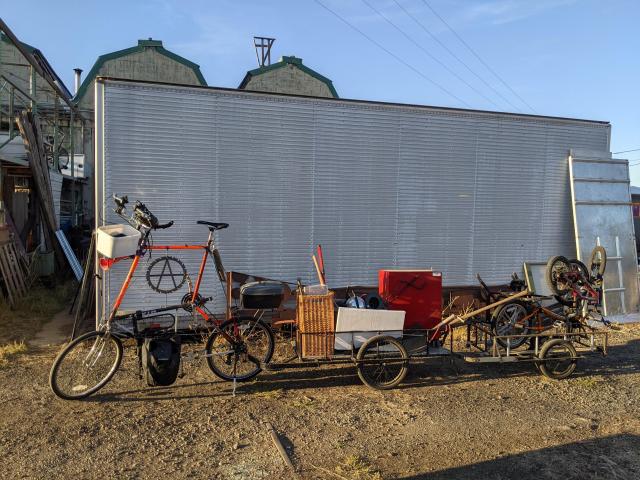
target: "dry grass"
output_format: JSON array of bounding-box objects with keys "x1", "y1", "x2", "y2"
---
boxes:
[
  {"x1": 254, "y1": 388, "x2": 283, "y2": 399},
  {"x1": 290, "y1": 395, "x2": 316, "y2": 410},
  {"x1": 573, "y1": 376, "x2": 604, "y2": 389},
  {"x1": 0, "y1": 341, "x2": 28, "y2": 368},
  {"x1": 335, "y1": 455, "x2": 383, "y2": 480},
  {"x1": 0, "y1": 280, "x2": 76, "y2": 343}
]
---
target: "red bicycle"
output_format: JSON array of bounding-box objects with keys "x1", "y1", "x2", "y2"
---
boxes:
[{"x1": 49, "y1": 195, "x2": 276, "y2": 400}]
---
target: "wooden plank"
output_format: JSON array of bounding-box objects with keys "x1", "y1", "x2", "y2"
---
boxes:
[
  {"x1": 7, "y1": 243, "x2": 27, "y2": 296},
  {"x1": 4, "y1": 243, "x2": 25, "y2": 297},
  {"x1": 16, "y1": 111, "x2": 65, "y2": 269},
  {"x1": 0, "y1": 244, "x2": 17, "y2": 306}
]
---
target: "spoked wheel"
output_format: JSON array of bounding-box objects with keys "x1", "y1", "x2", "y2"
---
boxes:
[
  {"x1": 569, "y1": 259, "x2": 589, "y2": 280},
  {"x1": 554, "y1": 259, "x2": 589, "y2": 306},
  {"x1": 49, "y1": 330, "x2": 123, "y2": 400},
  {"x1": 491, "y1": 301, "x2": 532, "y2": 349},
  {"x1": 205, "y1": 316, "x2": 274, "y2": 381},
  {"x1": 537, "y1": 339, "x2": 578, "y2": 380},
  {"x1": 356, "y1": 335, "x2": 408, "y2": 390},
  {"x1": 546, "y1": 255, "x2": 572, "y2": 295},
  {"x1": 589, "y1": 246, "x2": 607, "y2": 278}
]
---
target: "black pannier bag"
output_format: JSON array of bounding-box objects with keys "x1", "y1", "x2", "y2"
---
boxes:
[
  {"x1": 240, "y1": 281, "x2": 285, "y2": 309},
  {"x1": 142, "y1": 335, "x2": 181, "y2": 386}
]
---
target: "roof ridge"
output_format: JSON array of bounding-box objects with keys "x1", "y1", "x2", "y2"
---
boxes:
[{"x1": 238, "y1": 56, "x2": 338, "y2": 98}]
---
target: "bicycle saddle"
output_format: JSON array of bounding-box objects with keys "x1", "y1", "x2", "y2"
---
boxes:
[{"x1": 197, "y1": 220, "x2": 229, "y2": 231}]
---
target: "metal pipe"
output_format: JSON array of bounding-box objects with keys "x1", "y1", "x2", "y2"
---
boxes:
[
  {"x1": 8, "y1": 86, "x2": 13, "y2": 139},
  {"x1": 70, "y1": 109, "x2": 75, "y2": 226},
  {"x1": 53, "y1": 94, "x2": 59, "y2": 170},
  {"x1": 29, "y1": 65, "x2": 36, "y2": 113},
  {"x1": 73, "y1": 68, "x2": 82, "y2": 95},
  {"x1": 0, "y1": 74, "x2": 36, "y2": 102}
]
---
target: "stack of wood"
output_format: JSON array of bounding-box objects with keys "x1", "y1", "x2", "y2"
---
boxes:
[
  {"x1": 0, "y1": 239, "x2": 37, "y2": 307},
  {"x1": 16, "y1": 110, "x2": 64, "y2": 269}
]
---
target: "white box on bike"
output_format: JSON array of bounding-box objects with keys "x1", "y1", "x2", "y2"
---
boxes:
[
  {"x1": 96, "y1": 224, "x2": 141, "y2": 258},
  {"x1": 334, "y1": 308, "x2": 404, "y2": 350}
]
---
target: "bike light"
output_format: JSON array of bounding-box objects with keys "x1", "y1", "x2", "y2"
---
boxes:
[{"x1": 100, "y1": 258, "x2": 116, "y2": 271}]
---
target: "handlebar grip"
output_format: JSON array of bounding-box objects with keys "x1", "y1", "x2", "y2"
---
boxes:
[
  {"x1": 113, "y1": 193, "x2": 128, "y2": 205},
  {"x1": 155, "y1": 221, "x2": 174, "y2": 230}
]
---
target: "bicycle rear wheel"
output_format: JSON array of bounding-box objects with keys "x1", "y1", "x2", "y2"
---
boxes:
[
  {"x1": 491, "y1": 301, "x2": 531, "y2": 349},
  {"x1": 205, "y1": 317, "x2": 274, "y2": 381},
  {"x1": 49, "y1": 330, "x2": 123, "y2": 400}
]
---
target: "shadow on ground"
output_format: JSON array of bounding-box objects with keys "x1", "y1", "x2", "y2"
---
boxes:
[
  {"x1": 397, "y1": 434, "x2": 640, "y2": 479},
  {"x1": 86, "y1": 338, "x2": 640, "y2": 401}
]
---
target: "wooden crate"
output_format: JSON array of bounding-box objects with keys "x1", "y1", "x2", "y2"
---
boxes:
[{"x1": 297, "y1": 291, "x2": 335, "y2": 359}]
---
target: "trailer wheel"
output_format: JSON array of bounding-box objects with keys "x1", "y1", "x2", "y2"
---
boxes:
[
  {"x1": 538, "y1": 339, "x2": 578, "y2": 380},
  {"x1": 356, "y1": 336, "x2": 408, "y2": 390}
]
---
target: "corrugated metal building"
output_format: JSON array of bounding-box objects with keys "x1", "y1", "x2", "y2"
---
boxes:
[{"x1": 95, "y1": 78, "x2": 631, "y2": 318}]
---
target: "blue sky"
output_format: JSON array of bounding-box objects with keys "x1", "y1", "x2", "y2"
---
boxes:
[{"x1": 5, "y1": 0, "x2": 640, "y2": 181}]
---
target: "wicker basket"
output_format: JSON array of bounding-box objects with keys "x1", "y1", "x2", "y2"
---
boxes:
[{"x1": 297, "y1": 291, "x2": 335, "y2": 359}]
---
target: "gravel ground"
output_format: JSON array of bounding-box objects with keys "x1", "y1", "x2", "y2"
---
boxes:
[{"x1": 1, "y1": 324, "x2": 639, "y2": 480}]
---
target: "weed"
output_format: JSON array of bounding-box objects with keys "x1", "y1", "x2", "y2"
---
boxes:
[
  {"x1": 573, "y1": 377, "x2": 602, "y2": 389},
  {"x1": 335, "y1": 455, "x2": 383, "y2": 480},
  {"x1": 254, "y1": 388, "x2": 283, "y2": 399},
  {"x1": 0, "y1": 341, "x2": 28, "y2": 368},
  {"x1": 290, "y1": 395, "x2": 315, "y2": 410}
]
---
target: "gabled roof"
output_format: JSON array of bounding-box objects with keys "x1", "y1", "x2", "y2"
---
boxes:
[
  {"x1": 0, "y1": 32, "x2": 72, "y2": 99},
  {"x1": 239, "y1": 55, "x2": 338, "y2": 98},
  {"x1": 73, "y1": 39, "x2": 207, "y2": 102}
]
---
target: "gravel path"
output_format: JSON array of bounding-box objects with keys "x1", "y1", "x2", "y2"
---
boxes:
[{"x1": 1, "y1": 325, "x2": 639, "y2": 479}]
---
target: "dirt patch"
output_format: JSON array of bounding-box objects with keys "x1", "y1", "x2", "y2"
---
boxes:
[
  {"x1": 0, "y1": 325, "x2": 639, "y2": 479},
  {"x1": 0, "y1": 280, "x2": 76, "y2": 344},
  {"x1": 30, "y1": 309, "x2": 75, "y2": 347}
]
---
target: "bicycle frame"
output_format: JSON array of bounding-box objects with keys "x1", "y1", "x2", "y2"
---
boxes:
[{"x1": 105, "y1": 228, "x2": 227, "y2": 332}]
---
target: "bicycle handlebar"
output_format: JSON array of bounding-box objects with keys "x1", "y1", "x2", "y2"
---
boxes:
[
  {"x1": 112, "y1": 193, "x2": 173, "y2": 231},
  {"x1": 156, "y1": 221, "x2": 174, "y2": 229}
]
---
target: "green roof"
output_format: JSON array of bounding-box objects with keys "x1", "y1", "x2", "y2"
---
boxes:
[
  {"x1": 239, "y1": 56, "x2": 338, "y2": 98},
  {"x1": 74, "y1": 39, "x2": 207, "y2": 102}
]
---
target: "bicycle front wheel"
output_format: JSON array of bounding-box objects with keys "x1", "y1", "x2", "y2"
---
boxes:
[
  {"x1": 49, "y1": 330, "x2": 123, "y2": 400},
  {"x1": 205, "y1": 317, "x2": 274, "y2": 381}
]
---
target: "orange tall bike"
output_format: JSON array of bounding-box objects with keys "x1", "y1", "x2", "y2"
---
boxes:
[{"x1": 49, "y1": 195, "x2": 275, "y2": 400}]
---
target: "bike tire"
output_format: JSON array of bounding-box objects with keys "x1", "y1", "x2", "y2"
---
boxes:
[
  {"x1": 49, "y1": 330, "x2": 123, "y2": 400},
  {"x1": 205, "y1": 317, "x2": 274, "y2": 382},
  {"x1": 356, "y1": 335, "x2": 408, "y2": 390},
  {"x1": 569, "y1": 259, "x2": 589, "y2": 280},
  {"x1": 538, "y1": 339, "x2": 577, "y2": 380},
  {"x1": 546, "y1": 255, "x2": 571, "y2": 295},
  {"x1": 491, "y1": 301, "x2": 532, "y2": 349}
]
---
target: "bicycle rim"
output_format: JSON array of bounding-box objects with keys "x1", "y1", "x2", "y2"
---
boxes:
[
  {"x1": 206, "y1": 318, "x2": 274, "y2": 381},
  {"x1": 50, "y1": 331, "x2": 123, "y2": 400}
]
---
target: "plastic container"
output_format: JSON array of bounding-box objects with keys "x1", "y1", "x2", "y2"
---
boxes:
[
  {"x1": 334, "y1": 308, "x2": 404, "y2": 350},
  {"x1": 35, "y1": 249, "x2": 55, "y2": 276},
  {"x1": 241, "y1": 281, "x2": 285, "y2": 309},
  {"x1": 378, "y1": 269, "x2": 442, "y2": 332},
  {"x1": 96, "y1": 224, "x2": 141, "y2": 258}
]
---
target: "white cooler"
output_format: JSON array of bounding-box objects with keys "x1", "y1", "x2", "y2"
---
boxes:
[
  {"x1": 96, "y1": 224, "x2": 141, "y2": 258},
  {"x1": 335, "y1": 308, "x2": 405, "y2": 350}
]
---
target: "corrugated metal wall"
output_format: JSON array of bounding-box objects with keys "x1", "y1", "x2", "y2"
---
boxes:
[{"x1": 97, "y1": 80, "x2": 611, "y2": 314}]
